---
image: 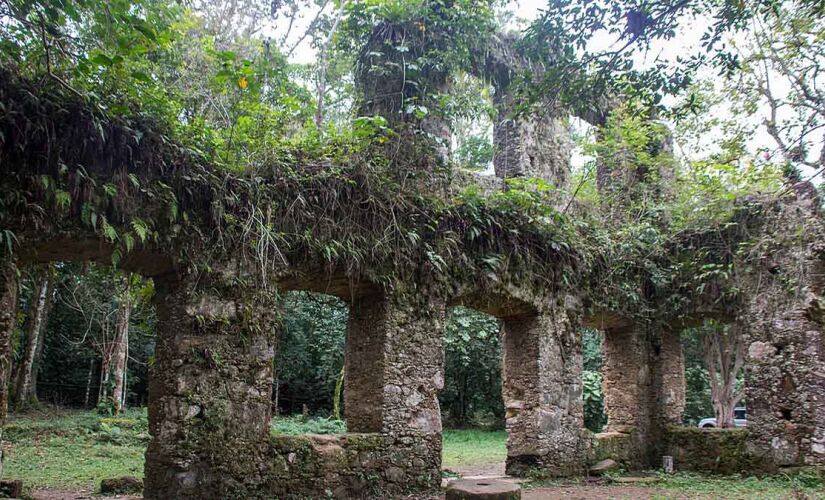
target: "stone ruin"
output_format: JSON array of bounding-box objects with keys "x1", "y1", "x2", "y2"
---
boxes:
[{"x1": 1, "y1": 24, "x2": 824, "y2": 500}]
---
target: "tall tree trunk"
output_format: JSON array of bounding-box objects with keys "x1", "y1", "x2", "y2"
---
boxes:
[
  {"x1": 0, "y1": 259, "x2": 18, "y2": 423},
  {"x1": 98, "y1": 321, "x2": 113, "y2": 407},
  {"x1": 0, "y1": 258, "x2": 18, "y2": 480},
  {"x1": 84, "y1": 358, "x2": 95, "y2": 408},
  {"x1": 332, "y1": 364, "x2": 344, "y2": 420},
  {"x1": 702, "y1": 322, "x2": 745, "y2": 428},
  {"x1": 111, "y1": 280, "x2": 131, "y2": 415},
  {"x1": 314, "y1": 2, "x2": 346, "y2": 129},
  {"x1": 13, "y1": 266, "x2": 53, "y2": 410}
]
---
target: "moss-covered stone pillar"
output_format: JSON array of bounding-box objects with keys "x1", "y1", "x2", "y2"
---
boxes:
[
  {"x1": 601, "y1": 323, "x2": 653, "y2": 466},
  {"x1": 144, "y1": 270, "x2": 277, "y2": 499},
  {"x1": 0, "y1": 257, "x2": 18, "y2": 424},
  {"x1": 355, "y1": 22, "x2": 451, "y2": 173},
  {"x1": 502, "y1": 302, "x2": 586, "y2": 476},
  {"x1": 344, "y1": 290, "x2": 444, "y2": 490}
]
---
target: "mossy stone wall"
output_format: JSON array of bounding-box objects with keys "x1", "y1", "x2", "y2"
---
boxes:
[{"x1": 665, "y1": 426, "x2": 755, "y2": 474}]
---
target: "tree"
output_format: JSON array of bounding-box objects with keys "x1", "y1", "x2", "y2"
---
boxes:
[
  {"x1": 0, "y1": 260, "x2": 18, "y2": 425},
  {"x1": 12, "y1": 265, "x2": 54, "y2": 410},
  {"x1": 734, "y1": 3, "x2": 824, "y2": 176},
  {"x1": 699, "y1": 320, "x2": 744, "y2": 428},
  {"x1": 110, "y1": 275, "x2": 132, "y2": 415},
  {"x1": 519, "y1": 0, "x2": 825, "y2": 119},
  {"x1": 441, "y1": 307, "x2": 502, "y2": 428}
]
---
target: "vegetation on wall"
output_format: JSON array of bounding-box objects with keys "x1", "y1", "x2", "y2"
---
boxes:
[{"x1": 0, "y1": 0, "x2": 823, "y2": 472}]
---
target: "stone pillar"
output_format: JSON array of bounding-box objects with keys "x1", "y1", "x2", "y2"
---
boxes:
[
  {"x1": 601, "y1": 324, "x2": 653, "y2": 466},
  {"x1": 0, "y1": 257, "x2": 18, "y2": 424},
  {"x1": 344, "y1": 291, "x2": 444, "y2": 489},
  {"x1": 738, "y1": 198, "x2": 825, "y2": 469},
  {"x1": 745, "y1": 307, "x2": 825, "y2": 467},
  {"x1": 657, "y1": 328, "x2": 686, "y2": 426},
  {"x1": 493, "y1": 92, "x2": 572, "y2": 189},
  {"x1": 483, "y1": 31, "x2": 571, "y2": 190},
  {"x1": 502, "y1": 305, "x2": 585, "y2": 476},
  {"x1": 144, "y1": 272, "x2": 276, "y2": 499}
]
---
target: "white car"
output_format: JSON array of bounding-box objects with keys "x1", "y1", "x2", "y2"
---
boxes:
[{"x1": 698, "y1": 407, "x2": 747, "y2": 428}]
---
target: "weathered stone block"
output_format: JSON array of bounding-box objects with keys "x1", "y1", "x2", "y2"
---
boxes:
[
  {"x1": 589, "y1": 458, "x2": 619, "y2": 476},
  {"x1": 101, "y1": 476, "x2": 143, "y2": 495},
  {"x1": 446, "y1": 479, "x2": 521, "y2": 500}
]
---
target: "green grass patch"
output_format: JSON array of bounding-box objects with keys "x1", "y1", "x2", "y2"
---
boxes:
[
  {"x1": 3, "y1": 408, "x2": 148, "y2": 490},
  {"x1": 653, "y1": 471, "x2": 825, "y2": 499},
  {"x1": 442, "y1": 428, "x2": 507, "y2": 468}
]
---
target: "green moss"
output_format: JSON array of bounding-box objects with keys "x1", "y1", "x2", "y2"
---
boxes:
[
  {"x1": 344, "y1": 433, "x2": 385, "y2": 452},
  {"x1": 665, "y1": 425, "x2": 755, "y2": 474},
  {"x1": 591, "y1": 431, "x2": 636, "y2": 464}
]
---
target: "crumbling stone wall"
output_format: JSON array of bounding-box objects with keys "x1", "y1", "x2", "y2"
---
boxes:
[
  {"x1": 741, "y1": 200, "x2": 825, "y2": 468},
  {"x1": 665, "y1": 426, "x2": 753, "y2": 474},
  {"x1": 268, "y1": 433, "x2": 437, "y2": 498}
]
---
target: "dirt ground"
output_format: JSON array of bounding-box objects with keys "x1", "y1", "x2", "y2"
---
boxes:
[
  {"x1": 29, "y1": 486, "x2": 685, "y2": 500},
  {"x1": 30, "y1": 489, "x2": 140, "y2": 500}
]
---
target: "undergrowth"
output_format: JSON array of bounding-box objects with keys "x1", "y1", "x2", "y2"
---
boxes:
[{"x1": 270, "y1": 415, "x2": 347, "y2": 435}]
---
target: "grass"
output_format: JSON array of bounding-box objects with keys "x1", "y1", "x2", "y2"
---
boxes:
[
  {"x1": 3, "y1": 408, "x2": 148, "y2": 490},
  {"x1": 4, "y1": 410, "x2": 823, "y2": 499},
  {"x1": 442, "y1": 428, "x2": 507, "y2": 468},
  {"x1": 652, "y1": 471, "x2": 825, "y2": 499}
]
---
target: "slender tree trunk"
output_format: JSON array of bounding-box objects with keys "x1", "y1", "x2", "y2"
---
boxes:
[
  {"x1": 314, "y1": 2, "x2": 346, "y2": 129},
  {"x1": 0, "y1": 259, "x2": 18, "y2": 424},
  {"x1": 703, "y1": 322, "x2": 745, "y2": 428},
  {"x1": 333, "y1": 365, "x2": 344, "y2": 420},
  {"x1": 111, "y1": 284, "x2": 131, "y2": 416},
  {"x1": 13, "y1": 267, "x2": 53, "y2": 410},
  {"x1": 0, "y1": 259, "x2": 18, "y2": 480},
  {"x1": 98, "y1": 334, "x2": 112, "y2": 407},
  {"x1": 84, "y1": 358, "x2": 95, "y2": 408}
]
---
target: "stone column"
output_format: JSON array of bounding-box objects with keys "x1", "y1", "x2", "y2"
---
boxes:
[
  {"x1": 0, "y1": 257, "x2": 18, "y2": 424},
  {"x1": 144, "y1": 272, "x2": 276, "y2": 499},
  {"x1": 344, "y1": 291, "x2": 444, "y2": 489},
  {"x1": 738, "y1": 197, "x2": 825, "y2": 469},
  {"x1": 745, "y1": 307, "x2": 825, "y2": 467},
  {"x1": 492, "y1": 91, "x2": 572, "y2": 190},
  {"x1": 657, "y1": 328, "x2": 686, "y2": 426},
  {"x1": 601, "y1": 324, "x2": 653, "y2": 466},
  {"x1": 502, "y1": 306, "x2": 585, "y2": 476}
]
